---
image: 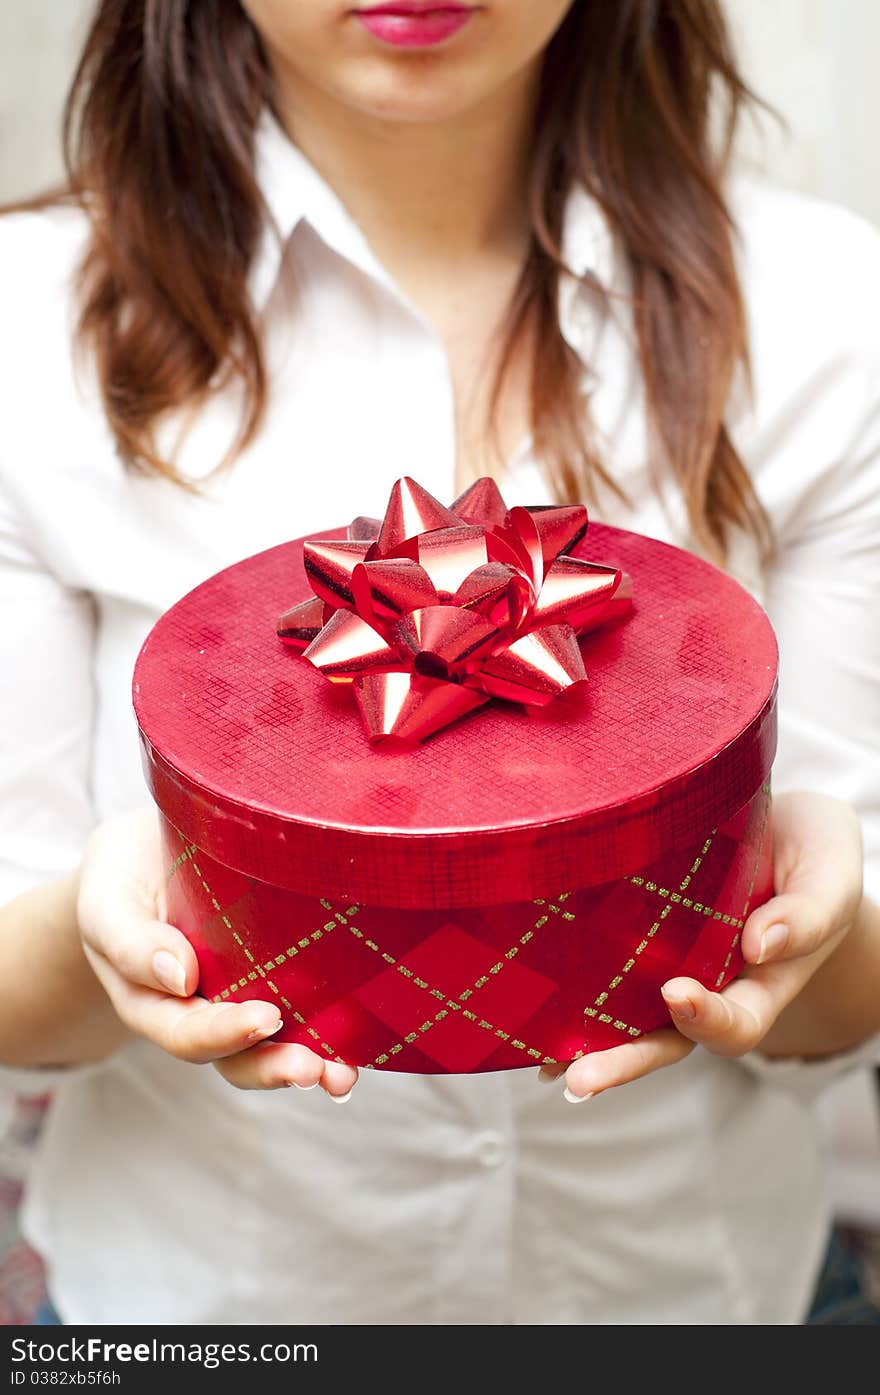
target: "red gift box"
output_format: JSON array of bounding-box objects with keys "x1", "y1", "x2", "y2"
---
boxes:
[{"x1": 133, "y1": 484, "x2": 776, "y2": 1073}]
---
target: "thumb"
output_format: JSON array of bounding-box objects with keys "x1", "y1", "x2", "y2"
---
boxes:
[
  {"x1": 741, "y1": 792, "x2": 863, "y2": 967},
  {"x1": 80, "y1": 906, "x2": 200, "y2": 998}
]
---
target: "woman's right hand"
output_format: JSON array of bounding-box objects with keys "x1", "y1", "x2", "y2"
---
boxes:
[{"x1": 76, "y1": 807, "x2": 358, "y2": 1100}]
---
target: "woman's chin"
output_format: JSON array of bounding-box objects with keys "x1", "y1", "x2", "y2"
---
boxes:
[{"x1": 324, "y1": 64, "x2": 493, "y2": 126}]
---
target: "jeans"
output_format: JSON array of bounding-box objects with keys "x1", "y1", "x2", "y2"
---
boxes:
[{"x1": 806, "y1": 1228, "x2": 880, "y2": 1325}]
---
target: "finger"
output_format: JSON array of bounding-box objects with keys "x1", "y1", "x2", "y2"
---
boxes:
[
  {"x1": 83, "y1": 944, "x2": 284, "y2": 1062},
  {"x1": 741, "y1": 791, "x2": 863, "y2": 967},
  {"x1": 214, "y1": 1042, "x2": 328, "y2": 1091},
  {"x1": 661, "y1": 959, "x2": 814, "y2": 1058},
  {"x1": 215, "y1": 1047, "x2": 359, "y2": 1097},
  {"x1": 562, "y1": 1029, "x2": 694, "y2": 1101},
  {"x1": 661, "y1": 976, "x2": 766, "y2": 1055},
  {"x1": 319, "y1": 1059, "x2": 359, "y2": 1102},
  {"x1": 148, "y1": 993, "x2": 284, "y2": 1063},
  {"x1": 81, "y1": 912, "x2": 200, "y2": 998},
  {"x1": 536, "y1": 1062, "x2": 566, "y2": 1084}
]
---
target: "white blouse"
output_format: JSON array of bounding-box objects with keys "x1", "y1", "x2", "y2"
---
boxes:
[{"x1": 1, "y1": 115, "x2": 879, "y2": 1326}]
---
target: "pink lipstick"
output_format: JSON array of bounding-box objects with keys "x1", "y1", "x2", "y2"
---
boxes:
[{"x1": 354, "y1": 3, "x2": 476, "y2": 49}]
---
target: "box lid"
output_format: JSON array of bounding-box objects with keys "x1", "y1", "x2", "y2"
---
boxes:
[{"x1": 133, "y1": 523, "x2": 777, "y2": 909}]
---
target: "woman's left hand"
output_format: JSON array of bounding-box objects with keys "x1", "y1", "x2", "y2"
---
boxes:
[{"x1": 544, "y1": 790, "x2": 864, "y2": 1102}]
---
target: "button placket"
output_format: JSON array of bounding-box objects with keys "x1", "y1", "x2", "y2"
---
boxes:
[
  {"x1": 475, "y1": 1130, "x2": 507, "y2": 1169},
  {"x1": 427, "y1": 1073, "x2": 517, "y2": 1323},
  {"x1": 374, "y1": 288, "x2": 458, "y2": 501}
]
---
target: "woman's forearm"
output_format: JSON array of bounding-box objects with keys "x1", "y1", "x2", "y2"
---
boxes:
[
  {"x1": 759, "y1": 893, "x2": 880, "y2": 1059},
  {"x1": 0, "y1": 871, "x2": 131, "y2": 1068}
]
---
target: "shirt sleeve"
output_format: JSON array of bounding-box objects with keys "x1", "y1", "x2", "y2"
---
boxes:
[
  {"x1": 0, "y1": 468, "x2": 99, "y2": 1093},
  {"x1": 733, "y1": 194, "x2": 880, "y2": 903},
  {"x1": 738, "y1": 1035, "x2": 880, "y2": 1105},
  {"x1": 763, "y1": 349, "x2": 880, "y2": 908},
  {"x1": 0, "y1": 475, "x2": 97, "y2": 900},
  {"x1": 733, "y1": 200, "x2": 880, "y2": 1099}
]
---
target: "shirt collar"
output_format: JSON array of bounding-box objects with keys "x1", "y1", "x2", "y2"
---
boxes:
[
  {"x1": 250, "y1": 110, "x2": 400, "y2": 309},
  {"x1": 250, "y1": 109, "x2": 618, "y2": 355}
]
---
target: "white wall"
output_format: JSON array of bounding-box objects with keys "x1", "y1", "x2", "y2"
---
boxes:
[
  {"x1": 0, "y1": 0, "x2": 91, "y2": 200},
  {"x1": 730, "y1": 0, "x2": 880, "y2": 226},
  {"x1": 1, "y1": 1, "x2": 879, "y2": 225}
]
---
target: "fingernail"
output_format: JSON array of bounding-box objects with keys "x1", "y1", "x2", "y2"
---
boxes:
[
  {"x1": 246, "y1": 1018, "x2": 283, "y2": 1043},
  {"x1": 329, "y1": 1089, "x2": 353, "y2": 1105},
  {"x1": 757, "y1": 922, "x2": 788, "y2": 964},
  {"x1": 291, "y1": 1080, "x2": 318, "y2": 1091},
  {"x1": 152, "y1": 950, "x2": 186, "y2": 996},
  {"x1": 563, "y1": 1087, "x2": 594, "y2": 1104},
  {"x1": 537, "y1": 1067, "x2": 559, "y2": 1084},
  {"x1": 661, "y1": 986, "x2": 696, "y2": 1020},
  {"x1": 666, "y1": 996, "x2": 696, "y2": 1020}
]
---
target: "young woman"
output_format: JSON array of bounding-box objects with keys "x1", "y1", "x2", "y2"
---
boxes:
[{"x1": 1, "y1": 0, "x2": 879, "y2": 1325}]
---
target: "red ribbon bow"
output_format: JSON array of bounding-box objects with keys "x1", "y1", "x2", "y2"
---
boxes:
[{"x1": 277, "y1": 476, "x2": 632, "y2": 745}]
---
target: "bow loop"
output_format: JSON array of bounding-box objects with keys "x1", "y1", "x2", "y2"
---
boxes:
[
  {"x1": 278, "y1": 477, "x2": 632, "y2": 744},
  {"x1": 351, "y1": 558, "x2": 438, "y2": 631}
]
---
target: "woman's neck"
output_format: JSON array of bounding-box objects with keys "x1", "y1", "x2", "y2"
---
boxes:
[
  {"x1": 270, "y1": 64, "x2": 538, "y2": 271},
  {"x1": 268, "y1": 58, "x2": 542, "y2": 491}
]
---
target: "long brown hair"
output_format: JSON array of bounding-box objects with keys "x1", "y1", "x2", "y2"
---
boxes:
[{"x1": 24, "y1": 0, "x2": 773, "y2": 564}]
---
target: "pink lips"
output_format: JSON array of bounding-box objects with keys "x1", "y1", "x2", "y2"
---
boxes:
[{"x1": 354, "y1": 3, "x2": 476, "y2": 49}]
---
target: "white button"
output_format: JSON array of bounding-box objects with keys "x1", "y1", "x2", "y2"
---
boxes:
[{"x1": 475, "y1": 1131, "x2": 506, "y2": 1168}]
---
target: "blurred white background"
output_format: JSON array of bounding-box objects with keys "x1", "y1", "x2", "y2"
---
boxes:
[
  {"x1": 731, "y1": 0, "x2": 880, "y2": 226},
  {"x1": 1, "y1": 0, "x2": 879, "y2": 226},
  {"x1": 0, "y1": 0, "x2": 878, "y2": 1251}
]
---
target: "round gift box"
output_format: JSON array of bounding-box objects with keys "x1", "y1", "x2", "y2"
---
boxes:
[{"x1": 133, "y1": 522, "x2": 777, "y2": 1073}]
